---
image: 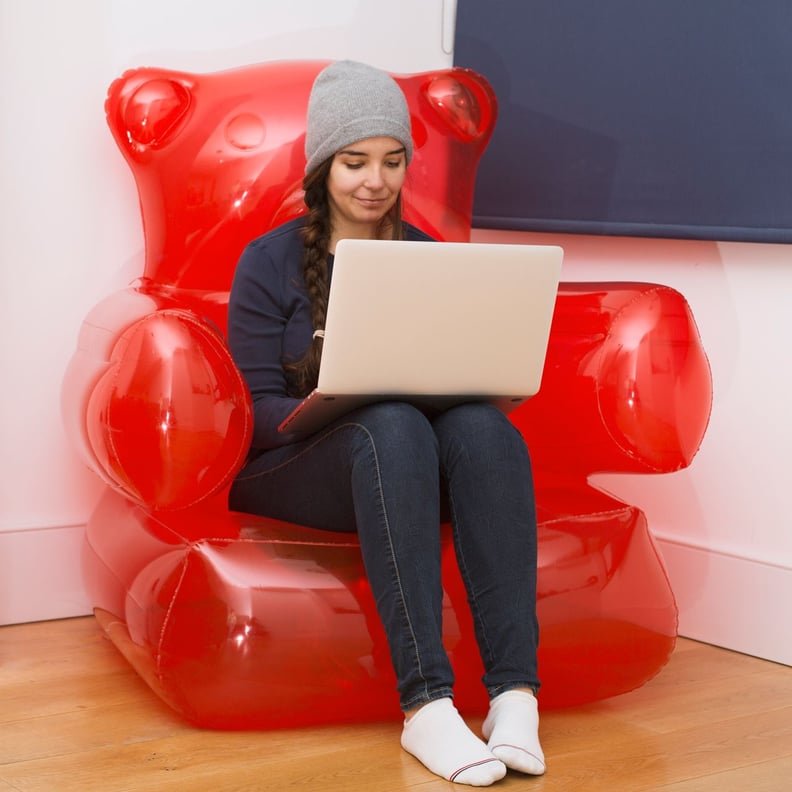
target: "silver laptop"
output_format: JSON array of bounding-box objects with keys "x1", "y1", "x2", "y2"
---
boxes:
[{"x1": 278, "y1": 238, "x2": 563, "y2": 437}]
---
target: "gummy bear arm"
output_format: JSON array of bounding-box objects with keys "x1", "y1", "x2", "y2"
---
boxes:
[
  {"x1": 64, "y1": 289, "x2": 252, "y2": 509},
  {"x1": 511, "y1": 283, "x2": 712, "y2": 477}
]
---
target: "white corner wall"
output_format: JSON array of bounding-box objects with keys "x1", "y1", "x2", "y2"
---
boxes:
[{"x1": 1, "y1": 1, "x2": 790, "y2": 669}]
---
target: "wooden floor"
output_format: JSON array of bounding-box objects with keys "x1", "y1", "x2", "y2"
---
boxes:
[{"x1": 1, "y1": 618, "x2": 790, "y2": 791}]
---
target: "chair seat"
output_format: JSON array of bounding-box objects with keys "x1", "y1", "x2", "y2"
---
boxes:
[{"x1": 84, "y1": 482, "x2": 676, "y2": 728}]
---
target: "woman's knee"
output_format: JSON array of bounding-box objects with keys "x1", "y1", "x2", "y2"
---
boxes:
[
  {"x1": 341, "y1": 401, "x2": 438, "y2": 458},
  {"x1": 434, "y1": 403, "x2": 530, "y2": 461},
  {"x1": 435, "y1": 402, "x2": 518, "y2": 438}
]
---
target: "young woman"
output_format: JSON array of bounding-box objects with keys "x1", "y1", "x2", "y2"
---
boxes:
[{"x1": 228, "y1": 60, "x2": 544, "y2": 786}]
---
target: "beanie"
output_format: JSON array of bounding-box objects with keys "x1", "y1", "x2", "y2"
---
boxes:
[{"x1": 304, "y1": 60, "x2": 413, "y2": 175}]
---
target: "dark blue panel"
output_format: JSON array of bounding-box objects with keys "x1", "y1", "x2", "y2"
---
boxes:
[{"x1": 454, "y1": 0, "x2": 792, "y2": 242}]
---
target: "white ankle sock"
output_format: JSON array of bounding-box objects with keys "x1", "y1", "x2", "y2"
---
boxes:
[
  {"x1": 401, "y1": 698, "x2": 507, "y2": 786},
  {"x1": 481, "y1": 690, "x2": 545, "y2": 775}
]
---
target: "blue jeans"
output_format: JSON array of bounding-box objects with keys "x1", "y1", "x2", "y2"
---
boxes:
[{"x1": 229, "y1": 401, "x2": 540, "y2": 711}]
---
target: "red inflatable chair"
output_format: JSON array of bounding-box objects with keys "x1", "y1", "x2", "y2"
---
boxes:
[{"x1": 61, "y1": 60, "x2": 712, "y2": 729}]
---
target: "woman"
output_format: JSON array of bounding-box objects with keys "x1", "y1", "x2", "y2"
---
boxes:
[{"x1": 228, "y1": 60, "x2": 544, "y2": 786}]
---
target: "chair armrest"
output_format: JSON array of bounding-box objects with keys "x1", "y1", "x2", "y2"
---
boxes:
[
  {"x1": 511, "y1": 282, "x2": 712, "y2": 478},
  {"x1": 62, "y1": 287, "x2": 252, "y2": 509}
]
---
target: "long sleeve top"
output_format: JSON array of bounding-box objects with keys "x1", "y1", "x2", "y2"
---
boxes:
[{"x1": 228, "y1": 216, "x2": 434, "y2": 450}]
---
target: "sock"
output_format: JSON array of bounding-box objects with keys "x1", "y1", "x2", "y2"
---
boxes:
[
  {"x1": 481, "y1": 690, "x2": 545, "y2": 775},
  {"x1": 401, "y1": 697, "x2": 507, "y2": 786}
]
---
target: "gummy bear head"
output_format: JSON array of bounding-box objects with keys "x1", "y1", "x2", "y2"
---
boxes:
[{"x1": 106, "y1": 60, "x2": 497, "y2": 291}]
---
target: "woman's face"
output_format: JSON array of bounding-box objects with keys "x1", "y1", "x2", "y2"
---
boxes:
[{"x1": 327, "y1": 136, "x2": 407, "y2": 238}]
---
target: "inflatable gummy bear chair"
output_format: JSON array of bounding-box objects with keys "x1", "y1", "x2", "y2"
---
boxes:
[{"x1": 61, "y1": 60, "x2": 712, "y2": 729}]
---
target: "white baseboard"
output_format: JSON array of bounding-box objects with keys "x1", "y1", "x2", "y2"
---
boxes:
[
  {"x1": 655, "y1": 536, "x2": 792, "y2": 667},
  {"x1": 0, "y1": 524, "x2": 92, "y2": 625}
]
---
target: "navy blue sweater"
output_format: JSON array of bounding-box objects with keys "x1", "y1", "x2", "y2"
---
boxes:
[{"x1": 228, "y1": 216, "x2": 435, "y2": 450}]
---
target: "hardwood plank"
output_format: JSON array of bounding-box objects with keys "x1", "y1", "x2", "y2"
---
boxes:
[
  {"x1": 564, "y1": 642, "x2": 789, "y2": 720},
  {"x1": 0, "y1": 618, "x2": 146, "y2": 723},
  {"x1": 0, "y1": 699, "x2": 186, "y2": 765},
  {"x1": 0, "y1": 725, "x2": 408, "y2": 792},
  {"x1": 530, "y1": 706, "x2": 792, "y2": 792},
  {"x1": 1, "y1": 618, "x2": 790, "y2": 792},
  {"x1": 657, "y1": 755, "x2": 792, "y2": 791}
]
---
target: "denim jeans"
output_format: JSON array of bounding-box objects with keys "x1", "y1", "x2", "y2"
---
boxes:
[{"x1": 229, "y1": 401, "x2": 540, "y2": 711}]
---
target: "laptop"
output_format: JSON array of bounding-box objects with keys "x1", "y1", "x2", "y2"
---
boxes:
[{"x1": 278, "y1": 238, "x2": 563, "y2": 437}]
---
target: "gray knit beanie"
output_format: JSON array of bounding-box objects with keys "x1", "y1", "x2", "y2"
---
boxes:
[{"x1": 304, "y1": 60, "x2": 413, "y2": 175}]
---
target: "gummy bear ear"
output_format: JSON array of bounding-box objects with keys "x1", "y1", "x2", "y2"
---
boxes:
[
  {"x1": 106, "y1": 68, "x2": 193, "y2": 154},
  {"x1": 422, "y1": 69, "x2": 497, "y2": 142}
]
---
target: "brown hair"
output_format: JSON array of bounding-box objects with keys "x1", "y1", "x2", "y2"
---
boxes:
[{"x1": 283, "y1": 155, "x2": 405, "y2": 398}]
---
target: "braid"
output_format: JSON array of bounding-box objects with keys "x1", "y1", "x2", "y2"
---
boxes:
[
  {"x1": 283, "y1": 160, "x2": 332, "y2": 397},
  {"x1": 283, "y1": 157, "x2": 406, "y2": 398}
]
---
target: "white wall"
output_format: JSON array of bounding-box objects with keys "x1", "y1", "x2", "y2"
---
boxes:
[{"x1": 1, "y1": 0, "x2": 790, "y2": 667}]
